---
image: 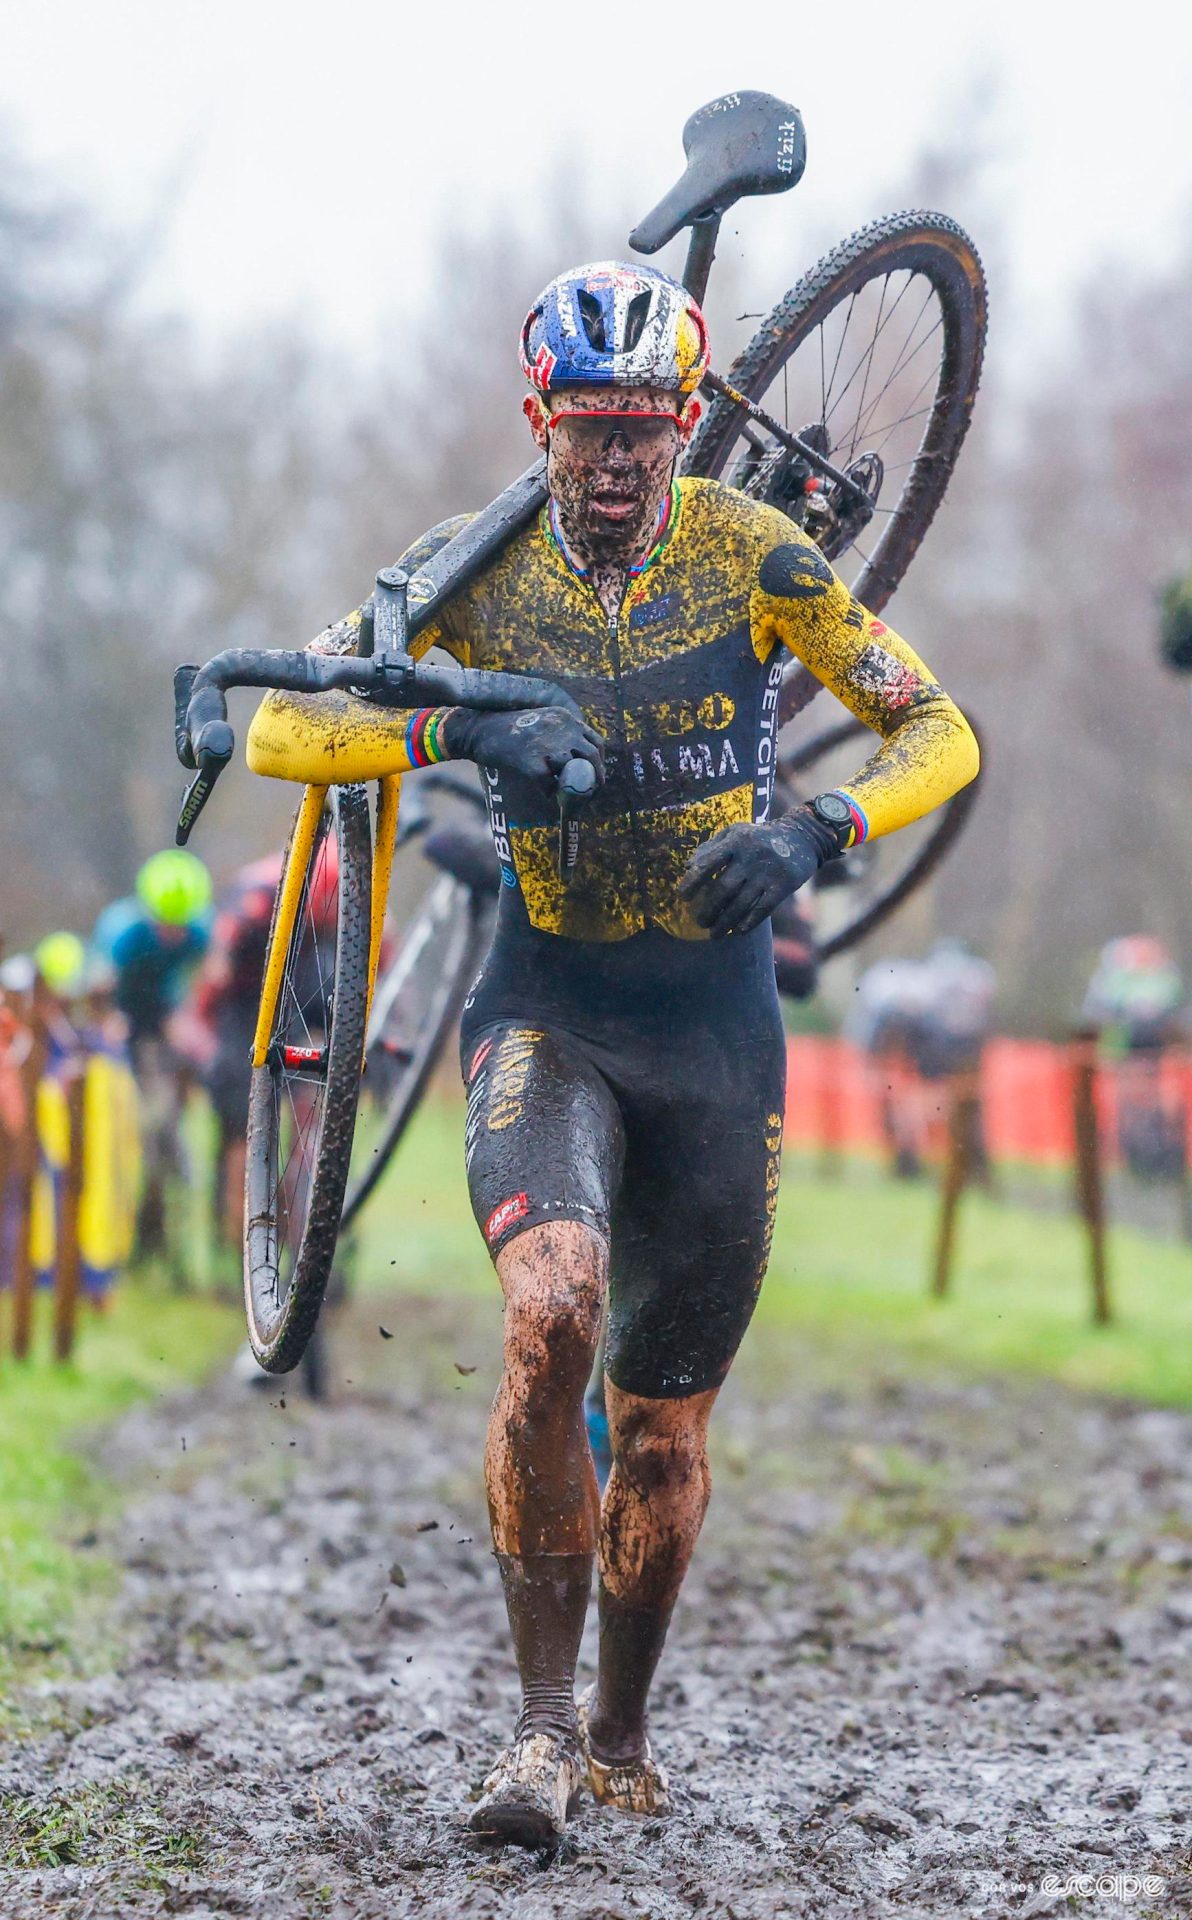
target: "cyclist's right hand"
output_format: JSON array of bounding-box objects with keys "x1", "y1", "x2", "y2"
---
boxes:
[{"x1": 443, "y1": 707, "x2": 606, "y2": 791}]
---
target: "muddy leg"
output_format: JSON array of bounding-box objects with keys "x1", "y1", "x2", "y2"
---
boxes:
[
  {"x1": 587, "y1": 1382, "x2": 717, "y2": 1764},
  {"x1": 486, "y1": 1220, "x2": 606, "y2": 1741}
]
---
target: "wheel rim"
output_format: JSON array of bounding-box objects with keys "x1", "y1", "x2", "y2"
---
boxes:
[
  {"x1": 243, "y1": 783, "x2": 371, "y2": 1371},
  {"x1": 246, "y1": 807, "x2": 341, "y2": 1353}
]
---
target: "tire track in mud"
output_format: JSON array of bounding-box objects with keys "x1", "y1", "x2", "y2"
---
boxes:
[{"x1": 1, "y1": 1293, "x2": 1190, "y2": 1919}]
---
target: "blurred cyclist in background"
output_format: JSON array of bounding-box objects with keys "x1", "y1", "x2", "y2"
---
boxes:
[
  {"x1": 1158, "y1": 572, "x2": 1192, "y2": 687},
  {"x1": 1082, "y1": 936, "x2": 1185, "y2": 1056},
  {"x1": 183, "y1": 853, "x2": 284, "y2": 1253},
  {"x1": 1082, "y1": 935, "x2": 1186, "y2": 1179},
  {"x1": 849, "y1": 940, "x2": 996, "y2": 1178},
  {"x1": 92, "y1": 851, "x2": 213, "y2": 1057},
  {"x1": 91, "y1": 850, "x2": 212, "y2": 1256},
  {"x1": 911, "y1": 939, "x2": 997, "y2": 1081}
]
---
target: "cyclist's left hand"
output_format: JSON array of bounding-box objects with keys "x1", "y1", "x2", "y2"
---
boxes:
[{"x1": 679, "y1": 816, "x2": 827, "y2": 938}]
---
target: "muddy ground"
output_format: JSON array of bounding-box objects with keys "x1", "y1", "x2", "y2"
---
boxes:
[{"x1": 1, "y1": 1291, "x2": 1189, "y2": 1920}]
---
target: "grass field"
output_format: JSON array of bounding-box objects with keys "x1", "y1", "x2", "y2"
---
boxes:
[
  {"x1": 354, "y1": 1092, "x2": 1192, "y2": 1409},
  {"x1": 0, "y1": 1283, "x2": 241, "y2": 1698}
]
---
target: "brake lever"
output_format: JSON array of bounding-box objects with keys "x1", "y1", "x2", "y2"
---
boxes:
[
  {"x1": 176, "y1": 717, "x2": 235, "y2": 845},
  {"x1": 176, "y1": 756, "x2": 223, "y2": 845}
]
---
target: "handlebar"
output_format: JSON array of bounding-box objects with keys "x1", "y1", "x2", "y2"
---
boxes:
[{"x1": 174, "y1": 569, "x2": 596, "y2": 846}]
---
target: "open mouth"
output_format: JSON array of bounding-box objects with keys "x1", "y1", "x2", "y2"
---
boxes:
[{"x1": 589, "y1": 487, "x2": 640, "y2": 521}]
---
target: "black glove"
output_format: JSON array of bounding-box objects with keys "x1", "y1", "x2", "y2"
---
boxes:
[
  {"x1": 678, "y1": 808, "x2": 840, "y2": 939},
  {"x1": 442, "y1": 707, "x2": 605, "y2": 792}
]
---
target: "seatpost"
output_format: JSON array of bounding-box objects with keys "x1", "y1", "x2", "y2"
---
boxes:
[{"x1": 682, "y1": 213, "x2": 722, "y2": 308}]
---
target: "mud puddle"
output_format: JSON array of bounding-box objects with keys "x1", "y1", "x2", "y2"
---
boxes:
[{"x1": 1, "y1": 1292, "x2": 1189, "y2": 1918}]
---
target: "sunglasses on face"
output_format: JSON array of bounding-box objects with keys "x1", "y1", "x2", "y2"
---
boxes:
[{"x1": 547, "y1": 410, "x2": 683, "y2": 458}]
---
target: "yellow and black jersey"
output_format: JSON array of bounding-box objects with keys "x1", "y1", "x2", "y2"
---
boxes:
[{"x1": 258, "y1": 477, "x2": 977, "y2": 943}]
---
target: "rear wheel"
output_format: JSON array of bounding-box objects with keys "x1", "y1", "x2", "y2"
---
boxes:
[
  {"x1": 243, "y1": 785, "x2": 371, "y2": 1373},
  {"x1": 686, "y1": 211, "x2": 986, "y2": 725},
  {"x1": 778, "y1": 717, "x2": 982, "y2": 961}
]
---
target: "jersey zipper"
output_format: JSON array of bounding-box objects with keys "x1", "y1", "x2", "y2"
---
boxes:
[{"x1": 603, "y1": 591, "x2": 655, "y2": 932}]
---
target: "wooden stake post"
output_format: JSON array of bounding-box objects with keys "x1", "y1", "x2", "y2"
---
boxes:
[
  {"x1": 931, "y1": 1069, "x2": 980, "y2": 1298},
  {"x1": 1070, "y1": 1032, "x2": 1111, "y2": 1326}
]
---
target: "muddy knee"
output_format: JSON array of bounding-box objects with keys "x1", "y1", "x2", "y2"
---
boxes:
[
  {"x1": 499, "y1": 1222, "x2": 607, "y2": 1400},
  {"x1": 606, "y1": 1390, "x2": 715, "y2": 1497}
]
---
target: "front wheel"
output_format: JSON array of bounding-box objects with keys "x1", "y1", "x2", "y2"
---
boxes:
[{"x1": 243, "y1": 785, "x2": 371, "y2": 1372}]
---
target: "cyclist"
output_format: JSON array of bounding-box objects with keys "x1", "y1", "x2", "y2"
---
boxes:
[
  {"x1": 33, "y1": 930, "x2": 88, "y2": 1005},
  {"x1": 1082, "y1": 936, "x2": 1184, "y2": 1057},
  {"x1": 261, "y1": 261, "x2": 978, "y2": 1842},
  {"x1": 92, "y1": 851, "x2": 213, "y2": 1056},
  {"x1": 1082, "y1": 935, "x2": 1185, "y2": 1178},
  {"x1": 847, "y1": 955, "x2": 934, "y2": 1177},
  {"x1": 185, "y1": 853, "x2": 284, "y2": 1251},
  {"x1": 1159, "y1": 571, "x2": 1192, "y2": 684},
  {"x1": 92, "y1": 850, "x2": 212, "y2": 1255},
  {"x1": 900, "y1": 940, "x2": 996, "y2": 1180}
]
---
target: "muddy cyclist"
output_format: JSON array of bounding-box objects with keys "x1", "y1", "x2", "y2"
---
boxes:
[{"x1": 263, "y1": 260, "x2": 979, "y2": 1844}]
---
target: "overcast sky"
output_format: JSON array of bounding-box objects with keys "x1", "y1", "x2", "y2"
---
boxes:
[{"x1": 4, "y1": 0, "x2": 1191, "y2": 361}]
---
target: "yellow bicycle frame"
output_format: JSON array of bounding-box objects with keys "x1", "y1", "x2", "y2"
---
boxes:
[
  {"x1": 250, "y1": 775, "x2": 404, "y2": 1068},
  {"x1": 247, "y1": 682, "x2": 424, "y2": 1068}
]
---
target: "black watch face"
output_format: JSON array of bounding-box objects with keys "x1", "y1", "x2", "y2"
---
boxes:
[{"x1": 815, "y1": 794, "x2": 852, "y2": 828}]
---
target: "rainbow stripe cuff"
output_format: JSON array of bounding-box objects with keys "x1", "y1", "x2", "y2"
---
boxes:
[
  {"x1": 403, "y1": 706, "x2": 452, "y2": 768},
  {"x1": 833, "y1": 789, "x2": 870, "y2": 847}
]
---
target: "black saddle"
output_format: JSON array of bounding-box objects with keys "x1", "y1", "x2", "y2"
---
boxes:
[{"x1": 631, "y1": 90, "x2": 806, "y2": 254}]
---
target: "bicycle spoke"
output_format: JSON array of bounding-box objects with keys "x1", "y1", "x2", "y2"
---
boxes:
[
  {"x1": 850, "y1": 315, "x2": 944, "y2": 452},
  {"x1": 866, "y1": 396, "x2": 942, "y2": 461},
  {"x1": 822, "y1": 290, "x2": 858, "y2": 417},
  {"x1": 845, "y1": 273, "x2": 891, "y2": 463},
  {"x1": 864, "y1": 383, "x2": 944, "y2": 464},
  {"x1": 823, "y1": 277, "x2": 930, "y2": 435}
]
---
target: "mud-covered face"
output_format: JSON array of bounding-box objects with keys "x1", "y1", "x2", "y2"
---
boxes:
[{"x1": 526, "y1": 386, "x2": 698, "y2": 566}]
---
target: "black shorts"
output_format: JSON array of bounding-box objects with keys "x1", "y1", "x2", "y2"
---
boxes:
[{"x1": 459, "y1": 900, "x2": 786, "y2": 1400}]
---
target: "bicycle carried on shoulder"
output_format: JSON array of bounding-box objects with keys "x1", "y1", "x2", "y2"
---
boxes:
[{"x1": 174, "y1": 89, "x2": 987, "y2": 1372}]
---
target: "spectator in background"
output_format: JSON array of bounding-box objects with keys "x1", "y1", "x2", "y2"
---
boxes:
[
  {"x1": 848, "y1": 940, "x2": 996, "y2": 1178},
  {"x1": 1081, "y1": 936, "x2": 1185, "y2": 1057},
  {"x1": 1158, "y1": 572, "x2": 1192, "y2": 686},
  {"x1": 848, "y1": 956, "x2": 935, "y2": 1177},
  {"x1": 1082, "y1": 936, "x2": 1186, "y2": 1181}
]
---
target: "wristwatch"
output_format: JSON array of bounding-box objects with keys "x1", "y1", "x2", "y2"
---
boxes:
[{"x1": 809, "y1": 790, "x2": 855, "y2": 852}]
